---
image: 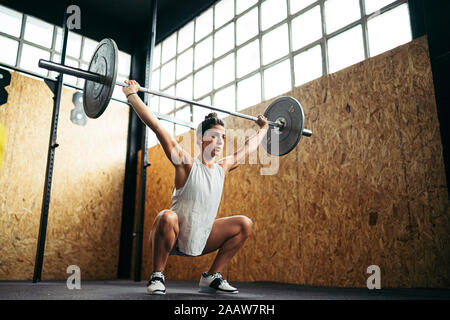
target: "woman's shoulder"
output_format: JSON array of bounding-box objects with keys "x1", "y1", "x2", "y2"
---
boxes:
[{"x1": 174, "y1": 160, "x2": 195, "y2": 190}]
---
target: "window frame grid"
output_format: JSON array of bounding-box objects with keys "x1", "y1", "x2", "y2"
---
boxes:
[
  {"x1": 152, "y1": 0, "x2": 409, "y2": 118},
  {"x1": 1, "y1": 1, "x2": 410, "y2": 122},
  {"x1": 0, "y1": 8, "x2": 131, "y2": 87}
]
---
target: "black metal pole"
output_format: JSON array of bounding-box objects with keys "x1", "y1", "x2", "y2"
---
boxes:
[
  {"x1": 134, "y1": 0, "x2": 157, "y2": 282},
  {"x1": 32, "y1": 10, "x2": 69, "y2": 283}
]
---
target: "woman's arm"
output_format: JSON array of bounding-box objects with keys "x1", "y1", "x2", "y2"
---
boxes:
[
  {"x1": 123, "y1": 80, "x2": 191, "y2": 167},
  {"x1": 219, "y1": 115, "x2": 269, "y2": 174}
]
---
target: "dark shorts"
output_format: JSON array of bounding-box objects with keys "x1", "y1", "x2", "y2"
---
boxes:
[{"x1": 170, "y1": 242, "x2": 190, "y2": 257}]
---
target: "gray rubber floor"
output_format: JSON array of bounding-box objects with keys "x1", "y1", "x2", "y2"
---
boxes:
[{"x1": 0, "y1": 280, "x2": 449, "y2": 300}]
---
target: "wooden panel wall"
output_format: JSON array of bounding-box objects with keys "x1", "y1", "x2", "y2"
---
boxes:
[
  {"x1": 0, "y1": 73, "x2": 128, "y2": 280},
  {"x1": 139, "y1": 37, "x2": 449, "y2": 288}
]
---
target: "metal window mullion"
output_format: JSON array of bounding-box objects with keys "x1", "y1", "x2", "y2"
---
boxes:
[
  {"x1": 194, "y1": 8, "x2": 215, "y2": 46},
  {"x1": 291, "y1": 38, "x2": 327, "y2": 58},
  {"x1": 359, "y1": 0, "x2": 370, "y2": 59},
  {"x1": 290, "y1": 0, "x2": 321, "y2": 19},
  {"x1": 257, "y1": 1, "x2": 264, "y2": 102},
  {"x1": 212, "y1": 3, "x2": 216, "y2": 107},
  {"x1": 234, "y1": 0, "x2": 238, "y2": 112},
  {"x1": 176, "y1": 43, "x2": 195, "y2": 58},
  {"x1": 366, "y1": 0, "x2": 408, "y2": 18},
  {"x1": 235, "y1": 0, "x2": 261, "y2": 22},
  {"x1": 18, "y1": 38, "x2": 58, "y2": 55},
  {"x1": 261, "y1": 52, "x2": 292, "y2": 73},
  {"x1": 328, "y1": 24, "x2": 355, "y2": 39},
  {"x1": 286, "y1": 0, "x2": 295, "y2": 91},
  {"x1": 50, "y1": 26, "x2": 58, "y2": 55},
  {"x1": 174, "y1": 29, "x2": 179, "y2": 129},
  {"x1": 174, "y1": 31, "x2": 179, "y2": 85},
  {"x1": 77, "y1": 35, "x2": 86, "y2": 86},
  {"x1": 235, "y1": 33, "x2": 259, "y2": 56},
  {"x1": 48, "y1": 26, "x2": 58, "y2": 78},
  {"x1": 0, "y1": 30, "x2": 22, "y2": 41},
  {"x1": 155, "y1": 42, "x2": 162, "y2": 73},
  {"x1": 192, "y1": 17, "x2": 197, "y2": 119},
  {"x1": 202, "y1": 76, "x2": 235, "y2": 98},
  {"x1": 16, "y1": 14, "x2": 27, "y2": 68},
  {"x1": 189, "y1": 22, "x2": 195, "y2": 121},
  {"x1": 320, "y1": 0, "x2": 329, "y2": 75},
  {"x1": 324, "y1": 17, "x2": 365, "y2": 40},
  {"x1": 260, "y1": 3, "x2": 307, "y2": 37},
  {"x1": 236, "y1": 66, "x2": 265, "y2": 85}
]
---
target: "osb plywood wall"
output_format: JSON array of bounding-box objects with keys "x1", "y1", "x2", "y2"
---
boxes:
[
  {"x1": 0, "y1": 73, "x2": 128, "y2": 280},
  {"x1": 139, "y1": 36, "x2": 449, "y2": 288}
]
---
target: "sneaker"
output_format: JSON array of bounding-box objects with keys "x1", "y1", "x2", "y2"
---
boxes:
[
  {"x1": 146, "y1": 271, "x2": 166, "y2": 295},
  {"x1": 199, "y1": 272, "x2": 238, "y2": 294}
]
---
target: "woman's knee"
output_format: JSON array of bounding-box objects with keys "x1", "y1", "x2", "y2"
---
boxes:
[
  {"x1": 238, "y1": 216, "x2": 253, "y2": 237},
  {"x1": 157, "y1": 210, "x2": 179, "y2": 233}
]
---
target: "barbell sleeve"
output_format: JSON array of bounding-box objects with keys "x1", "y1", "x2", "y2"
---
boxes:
[{"x1": 38, "y1": 59, "x2": 104, "y2": 83}]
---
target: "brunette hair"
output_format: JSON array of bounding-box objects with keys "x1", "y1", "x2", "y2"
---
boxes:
[{"x1": 197, "y1": 112, "x2": 225, "y2": 136}]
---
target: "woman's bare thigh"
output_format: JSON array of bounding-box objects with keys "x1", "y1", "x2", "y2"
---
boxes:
[{"x1": 201, "y1": 216, "x2": 246, "y2": 255}]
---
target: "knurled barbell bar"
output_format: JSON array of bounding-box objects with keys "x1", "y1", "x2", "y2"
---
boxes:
[{"x1": 38, "y1": 38, "x2": 312, "y2": 156}]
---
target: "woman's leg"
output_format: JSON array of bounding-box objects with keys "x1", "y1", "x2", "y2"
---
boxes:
[
  {"x1": 201, "y1": 215, "x2": 253, "y2": 274},
  {"x1": 149, "y1": 210, "x2": 179, "y2": 272}
]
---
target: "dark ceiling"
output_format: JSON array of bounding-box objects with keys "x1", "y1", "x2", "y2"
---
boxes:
[{"x1": 0, "y1": 0, "x2": 216, "y2": 54}]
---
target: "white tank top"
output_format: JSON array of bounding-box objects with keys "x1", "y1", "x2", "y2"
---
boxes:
[{"x1": 170, "y1": 157, "x2": 225, "y2": 256}]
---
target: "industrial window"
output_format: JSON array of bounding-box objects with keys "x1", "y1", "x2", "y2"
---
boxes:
[
  {"x1": 261, "y1": 0, "x2": 287, "y2": 31},
  {"x1": 293, "y1": 44, "x2": 323, "y2": 86},
  {"x1": 328, "y1": 24, "x2": 365, "y2": 73},
  {"x1": 367, "y1": 4, "x2": 412, "y2": 57},
  {"x1": 0, "y1": 5, "x2": 22, "y2": 37},
  {"x1": 290, "y1": 0, "x2": 316, "y2": 14},
  {"x1": 152, "y1": 0, "x2": 411, "y2": 141},
  {"x1": 0, "y1": 35, "x2": 19, "y2": 66},
  {"x1": 215, "y1": 0, "x2": 234, "y2": 29},
  {"x1": 236, "y1": 39, "x2": 260, "y2": 78},
  {"x1": 0, "y1": 4, "x2": 132, "y2": 96}
]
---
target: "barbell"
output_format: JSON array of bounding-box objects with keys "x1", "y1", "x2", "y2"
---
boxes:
[{"x1": 38, "y1": 38, "x2": 312, "y2": 156}]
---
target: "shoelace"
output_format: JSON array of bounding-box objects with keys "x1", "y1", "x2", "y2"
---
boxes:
[
  {"x1": 210, "y1": 272, "x2": 222, "y2": 280},
  {"x1": 150, "y1": 278, "x2": 163, "y2": 284},
  {"x1": 209, "y1": 272, "x2": 230, "y2": 285},
  {"x1": 149, "y1": 273, "x2": 164, "y2": 284}
]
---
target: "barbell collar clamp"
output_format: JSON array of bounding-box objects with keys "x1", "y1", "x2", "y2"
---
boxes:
[{"x1": 302, "y1": 129, "x2": 313, "y2": 137}]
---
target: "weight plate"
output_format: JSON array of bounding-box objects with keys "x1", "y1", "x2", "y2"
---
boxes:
[
  {"x1": 262, "y1": 96, "x2": 305, "y2": 156},
  {"x1": 83, "y1": 38, "x2": 118, "y2": 119}
]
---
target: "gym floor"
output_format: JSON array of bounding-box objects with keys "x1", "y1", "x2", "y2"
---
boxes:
[{"x1": 1, "y1": 280, "x2": 449, "y2": 300}]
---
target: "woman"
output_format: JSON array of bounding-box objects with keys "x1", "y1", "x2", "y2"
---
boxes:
[{"x1": 123, "y1": 80, "x2": 269, "y2": 295}]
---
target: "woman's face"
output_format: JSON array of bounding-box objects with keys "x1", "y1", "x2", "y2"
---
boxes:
[{"x1": 198, "y1": 125, "x2": 226, "y2": 159}]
